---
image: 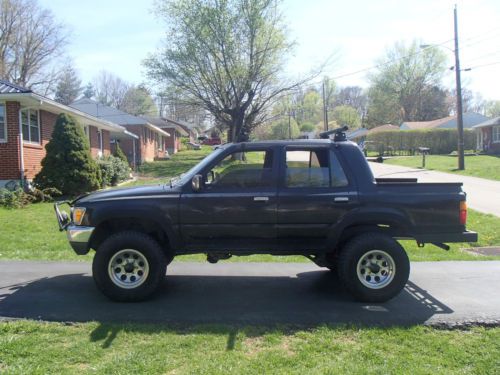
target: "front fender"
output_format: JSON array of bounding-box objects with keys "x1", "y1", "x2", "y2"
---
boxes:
[{"x1": 86, "y1": 199, "x2": 181, "y2": 249}]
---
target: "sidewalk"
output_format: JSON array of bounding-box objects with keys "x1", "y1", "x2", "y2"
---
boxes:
[{"x1": 369, "y1": 162, "x2": 500, "y2": 217}]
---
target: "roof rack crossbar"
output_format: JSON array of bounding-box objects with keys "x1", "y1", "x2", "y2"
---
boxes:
[{"x1": 319, "y1": 125, "x2": 349, "y2": 141}]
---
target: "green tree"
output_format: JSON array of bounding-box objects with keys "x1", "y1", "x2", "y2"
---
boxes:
[
  {"x1": 145, "y1": 0, "x2": 310, "y2": 142},
  {"x1": 366, "y1": 41, "x2": 448, "y2": 126},
  {"x1": 271, "y1": 117, "x2": 299, "y2": 139},
  {"x1": 82, "y1": 82, "x2": 94, "y2": 99},
  {"x1": 332, "y1": 105, "x2": 361, "y2": 129},
  {"x1": 54, "y1": 62, "x2": 82, "y2": 105},
  {"x1": 300, "y1": 90, "x2": 322, "y2": 124},
  {"x1": 300, "y1": 122, "x2": 315, "y2": 132},
  {"x1": 121, "y1": 85, "x2": 158, "y2": 116},
  {"x1": 484, "y1": 100, "x2": 500, "y2": 117},
  {"x1": 34, "y1": 113, "x2": 101, "y2": 195}
]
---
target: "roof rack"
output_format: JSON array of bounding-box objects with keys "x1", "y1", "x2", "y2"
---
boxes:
[{"x1": 319, "y1": 125, "x2": 349, "y2": 141}]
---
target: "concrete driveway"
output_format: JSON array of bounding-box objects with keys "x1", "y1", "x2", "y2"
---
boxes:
[
  {"x1": 369, "y1": 162, "x2": 500, "y2": 217},
  {"x1": 1, "y1": 260, "x2": 499, "y2": 327}
]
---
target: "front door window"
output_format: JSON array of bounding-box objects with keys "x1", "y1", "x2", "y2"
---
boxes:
[{"x1": 205, "y1": 150, "x2": 275, "y2": 189}]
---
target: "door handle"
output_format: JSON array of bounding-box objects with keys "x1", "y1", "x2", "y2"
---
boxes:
[
  {"x1": 334, "y1": 197, "x2": 349, "y2": 202},
  {"x1": 254, "y1": 196, "x2": 269, "y2": 202}
]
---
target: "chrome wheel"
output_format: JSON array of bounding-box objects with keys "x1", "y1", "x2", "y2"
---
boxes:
[
  {"x1": 356, "y1": 250, "x2": 395, "y2": 289},
  {"x1": 108, "y1": 249, "x2": 149, "y2": 289}
]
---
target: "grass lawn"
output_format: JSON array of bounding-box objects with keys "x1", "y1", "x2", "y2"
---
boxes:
[
  {"x1": 123, "y1": 145, "x2": 213, "y2": 187},
  {"x1": 385, "y1": 154, "x2": 500, "y2": 181},
  {"x1": 0, "y1": 202, "x2": 498, "y2": 262},
  {"x1": 0, "y1": 320, "x2": 498, "y2": 374}
]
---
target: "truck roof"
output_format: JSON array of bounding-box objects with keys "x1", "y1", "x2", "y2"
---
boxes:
[{"x1": 221, "y1": 139, "x2": 360, "y2": 149}]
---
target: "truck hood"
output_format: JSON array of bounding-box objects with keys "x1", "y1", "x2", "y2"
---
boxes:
[{"x1": 75, "y1": 184, "x2": 179, "y2": 204}]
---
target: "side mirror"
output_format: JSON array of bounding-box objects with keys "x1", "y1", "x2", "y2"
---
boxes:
[{"x1": 192, "y1": 174, "x2": 203, "y2": 192}]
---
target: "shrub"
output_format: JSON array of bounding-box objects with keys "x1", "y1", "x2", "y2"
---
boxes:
[
  {"x1": 113, "y1": 142, "x2": 129, "y2": 164},
  {"x1": 34, "y1": 113, "x2": 101, "y2": 196},
  {"x1": 0, "y1": 189, "x2": 32, "y2": 209},
  {"x1": 28, "y1": 187, "x2": 62, "y2": 203},
  {"x1": 97, "y1": 155, "x2": 131, "y2": 187},
  {"x1": 366, "y1": 129, "x2": 476, "y2": 155},
  {"x1": 97, "y1": 158, "x2": 115, "y2": 187},
  {"x1": 0, "y1": 187, "x2": 62, "y2": 209},
  {"x1": 110, "y1": 155, "x2": 131, "y2": 184}
]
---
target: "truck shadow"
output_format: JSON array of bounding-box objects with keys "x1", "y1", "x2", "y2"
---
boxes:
[{"x1": 0, "y1": 271, "x2": 453, "y2": 348}]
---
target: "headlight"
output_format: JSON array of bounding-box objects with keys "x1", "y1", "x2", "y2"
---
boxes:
[{"x1": 72, "y1": 207, "x2": 86, "y2": 225}]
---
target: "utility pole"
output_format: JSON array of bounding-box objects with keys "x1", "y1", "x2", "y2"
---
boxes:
[
  {"x1": 322, "y1": 81, "x2": 329, "y2": 131},
  {"x1": 454, "y1": 4, "x2": 465, "y2": 170}
]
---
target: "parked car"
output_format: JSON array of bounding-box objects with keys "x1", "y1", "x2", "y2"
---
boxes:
[
  {"x1": 201, "y1": 137, "x2": 222, "y2": 146},
  {"x1": 55, "y1": 128, "x2": 477, "y2": 302}
]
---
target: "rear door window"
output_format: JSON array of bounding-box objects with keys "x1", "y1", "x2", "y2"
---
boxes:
[{"x1": 285, "y1": 149, "x2": 348, "y2": 188}]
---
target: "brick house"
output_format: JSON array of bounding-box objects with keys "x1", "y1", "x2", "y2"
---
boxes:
[
  {"x1": 142, "y1": 116, "x2": 193, "y2": 154},
  {"x1": 473, "y1": 117, "x2": 500, "y2": 154},
  {"x1": 71, "y1": 99, "x2": 170, "y2": 165},
  {"x1": 0, "y1": 80, "x2": 137, "y2": 188}
]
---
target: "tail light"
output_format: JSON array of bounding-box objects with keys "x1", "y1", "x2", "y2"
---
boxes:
[{"x1": 459, "y1": 201, "x2": 467, "y2": 225}]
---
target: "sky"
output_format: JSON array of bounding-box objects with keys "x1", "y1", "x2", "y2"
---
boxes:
[{"x1": 40, "y1": 0, "x2": 500, "y2": 101}]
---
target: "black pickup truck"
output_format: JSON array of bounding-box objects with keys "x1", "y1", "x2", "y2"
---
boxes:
[{"x1": 55, "y1": 131, "x2": 477, "y2": 302}]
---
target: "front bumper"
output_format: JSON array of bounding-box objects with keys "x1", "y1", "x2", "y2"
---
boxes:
[
  {"x1": 67, "y1": 225, "x2": 94, "y2": 255},
  {"x1": 415, "y1": 230, "x2": 478, "y2": 244},
  {"x1": 54, "y1": 201, "x2": 94, "y2": 255}
]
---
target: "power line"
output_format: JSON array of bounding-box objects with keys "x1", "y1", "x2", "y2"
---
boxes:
[
  {"x1": 283, "y1": 21, "x2": 500, "y2": 96},
  {"x1": 468, "y1": 60, "x2": 500, "y2": 70},
  {"x1": 463, "y1": 49, "x2": 500, "y2": 64}
]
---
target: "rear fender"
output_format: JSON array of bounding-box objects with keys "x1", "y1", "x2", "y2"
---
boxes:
[{"x1": 326, "y1": 207, "x2": 412, "y2": 250}]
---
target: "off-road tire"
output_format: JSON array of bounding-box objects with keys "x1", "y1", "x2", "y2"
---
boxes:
[
  {"x1": 92, "y1": 231, "x2": 167, "y2": 302},
  {"x1": 337, "y1": 232, "x2": 410, "y2": 302}
]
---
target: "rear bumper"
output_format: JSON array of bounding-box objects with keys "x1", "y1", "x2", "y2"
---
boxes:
[{"x1": 415, "y1": 230, "x2": 478, "y2": 244}]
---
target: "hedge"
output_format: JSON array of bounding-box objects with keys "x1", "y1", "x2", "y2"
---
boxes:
[{"x1": 366, "y1": 129, "x2": 476, "y2": 155}]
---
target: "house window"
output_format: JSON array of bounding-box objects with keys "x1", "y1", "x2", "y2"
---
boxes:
[
  {"x1": 493, "y1": 126, "x2": 500, "y2": 143},
  {"x1": 0, "y1": 103, "x2": 6, "y2": 142},
  {"x1": 21, "y1": 109, "x2": 40, "y2": 143}
]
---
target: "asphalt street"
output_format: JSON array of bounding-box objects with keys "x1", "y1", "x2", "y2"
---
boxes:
[
  {"x1": 369, "y1": 162, "x2": 500, "y2": 217},
  {"x1": 1, "y1": 260, "x2": 499, "y2": 327}
]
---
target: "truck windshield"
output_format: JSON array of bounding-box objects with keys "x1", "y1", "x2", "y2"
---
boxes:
[{"x1": 169, "y1": 146, "x2": 227, "y2": 187}]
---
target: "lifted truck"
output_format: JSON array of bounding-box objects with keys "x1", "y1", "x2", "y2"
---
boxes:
[{"x1": 55, "y1": 128, "x2": 477, "y2": 302}]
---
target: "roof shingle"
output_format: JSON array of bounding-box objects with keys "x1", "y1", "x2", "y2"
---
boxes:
[{"x1": 0, "y1": 79, "x2": 32, "y2": 94}]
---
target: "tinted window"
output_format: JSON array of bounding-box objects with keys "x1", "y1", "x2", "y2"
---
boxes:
[
  {"x1": 286, "y1": 149, "x2": 330, "y2": 188},
  {"x1": 285, "y1": 149, "x2": 348, "y2": 188},
  {"x1": 330, "y1": 151, "x2": 348, "y2": 187},
  {"x1": 206, "y1": 150, "x2": 274, "y2": 189}
]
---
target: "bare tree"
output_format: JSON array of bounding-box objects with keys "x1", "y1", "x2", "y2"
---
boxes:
[
  {"x1": 145, "y1": 0, "x2": 321, "y2": 142},
  {"x1": 93, "y1": 70, "x2": 130, "y2": 109},
  {"x1": 0, "y1": 0, "x2": 68, "y2": 93},
  {"x1": 156, "y1": 85, "x2": 209, "y2": 128},
  {"x1": 335, "y1": 86, "x2": 367, "y2": 117}
]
